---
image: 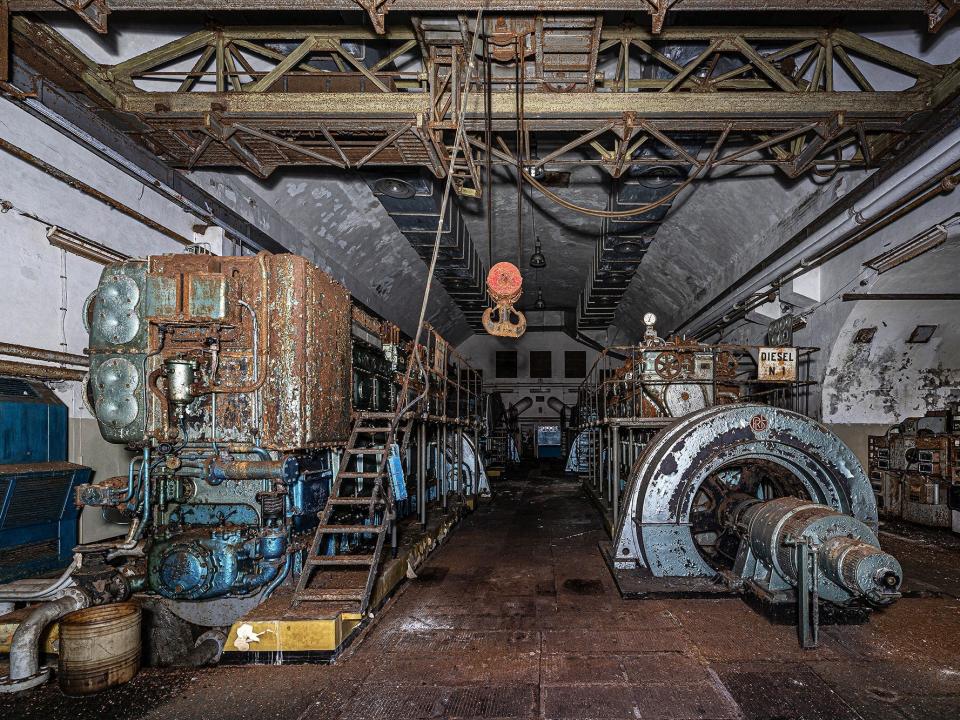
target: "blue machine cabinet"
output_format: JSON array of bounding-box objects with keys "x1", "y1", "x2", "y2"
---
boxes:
[{"x1": 0, "y1": 376, "x2": 91, "y2": 582}]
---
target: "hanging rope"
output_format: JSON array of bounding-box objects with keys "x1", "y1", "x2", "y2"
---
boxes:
[{"x1": 392, "y1": 8, "x2": 486, "y2": 426}]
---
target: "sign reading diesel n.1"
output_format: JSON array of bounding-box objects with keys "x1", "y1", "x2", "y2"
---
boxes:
[{"x1": 758, "y1": 347, "x2": 797, "y2": 382}]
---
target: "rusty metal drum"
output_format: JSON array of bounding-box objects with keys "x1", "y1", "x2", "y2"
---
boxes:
[{"x1": 58, "y1": 602, "x2": 141, "y2": 696}]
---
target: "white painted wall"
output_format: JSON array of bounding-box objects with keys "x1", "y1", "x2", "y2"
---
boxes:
[
  {"x1": 719, "y1": 178, "x2": 960, "y2": 465},
  {"x1": 821, "y1": 238, "x2": 960, "y2": 424},
  {"x1": 0, "y1": 98, "x2": 210, "y2": 537},
  {"x1": 0, "y1": 98, "x2": 194, "y2": 425},
  {"x1": 457, "y1": 329, "x2": 600, "y2": 428}
]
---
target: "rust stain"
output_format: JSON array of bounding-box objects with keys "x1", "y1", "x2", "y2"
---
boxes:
[{"x1": 141, "y1": 252, "x2": 352, "y2": 451}]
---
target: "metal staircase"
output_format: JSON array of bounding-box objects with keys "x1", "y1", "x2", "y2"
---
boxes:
[{"x1": 292, "y1": 411, "x2": 413, "y2": 612}]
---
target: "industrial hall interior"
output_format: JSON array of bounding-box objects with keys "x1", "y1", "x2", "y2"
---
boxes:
[{"x1": 0, "y1": 1, "x2": 960, "y2": 719}]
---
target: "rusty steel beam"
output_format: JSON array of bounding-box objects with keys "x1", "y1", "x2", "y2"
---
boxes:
[
  {"x1": 928, "y1": 0, "x2": 959, "y2": 31},
  {"x1": 0, "y1": 358, "x2": 87, "y2": 381},
  {"x1": 10, "y1": 14, "x2": 959, "y2": 186},
  {"x1": 51, "y1": 0, "x2": 109, "y2": 33},
  {"x1": 1, "y1": 0, "x2": 8, "y2": 82},
  {"x1": 120, "y1": 90, "x2": 929, "y2": 119},
  {"x1": 5, "y1": 0, "x2": 929, "y2": 10},
  {"x1": 4, "y1": 1, "x2": 936, "y2": 37}
]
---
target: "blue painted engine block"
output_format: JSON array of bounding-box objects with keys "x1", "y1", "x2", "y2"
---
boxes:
[
  {"x1": 147, "y1": 526, "x2": 287, "y2": 601},
  {"x1": 141, "y1": 456, "x2": 330, "y2": 600},
  {"x1": 76, "y1": 446, "x2": 332, "y2": 604}
]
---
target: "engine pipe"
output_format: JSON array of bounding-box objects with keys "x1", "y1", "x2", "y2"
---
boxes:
[
  {"x1": 107, "y1": 448, "x2": 151, "y2": 561},
  {"x1": 0, "y1": 359, "x2": 86, "y2": 382},
  {"x1": 0, "y1": 555, "x2": 81, "y2": 603},
  {"x1": 0, "y1": 341, "x2": 89, "y2": 367},
  {"x1": 0, "y1": 589, "x2": 90, "y2": 693},
  {"x1": 174, "y1": 456, "x2": 299, "y2": 484}
]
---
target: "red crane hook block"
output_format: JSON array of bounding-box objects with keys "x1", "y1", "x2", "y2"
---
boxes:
[{"x1": 483, "y1": 262, "x2": 527, "y2": 338}]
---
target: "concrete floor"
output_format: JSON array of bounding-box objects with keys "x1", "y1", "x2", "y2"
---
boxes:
[{"x1": 4, "y1": 467, "x2": 960, "y2": 720}]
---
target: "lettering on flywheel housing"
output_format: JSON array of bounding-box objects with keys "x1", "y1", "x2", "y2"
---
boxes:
[{"x1": 750, "y1": 414, "x2": 769, "y2": 433}]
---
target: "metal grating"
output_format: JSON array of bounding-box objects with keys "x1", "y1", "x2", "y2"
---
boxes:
[
  {"x1": 0, "y1": 377, "x2": 38, "y2": 398},
  {"x1": 0, "y1": 538, "x2": 58, "y2": 567},
  {"x1": 0, "y1": 472, "x2": 72, "y2": 529}
]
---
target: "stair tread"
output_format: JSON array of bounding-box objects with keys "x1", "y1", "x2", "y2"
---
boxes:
[
  {"x1": 293, "y1": 411, "x2": 402, "y2": 612},
  {"x1": 307, "y1": 554, "x2": 376, "y2": 566},
  {"x1": 295, "y1": 589, "x2": 365, "y2": 601},
  {"x1": 316, "y1": 523, "x2": 386, "y2": 534},
  {"x1": 326, "y1": 496, "x2": 381, "y2": 505}
]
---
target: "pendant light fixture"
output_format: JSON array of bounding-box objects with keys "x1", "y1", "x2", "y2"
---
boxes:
[
  {"x1": 534, "y1": 288, "x2": 546, "y2": 311},
  {"x1": 529, "y1": 236, "x2": 546, "y2": 268}
]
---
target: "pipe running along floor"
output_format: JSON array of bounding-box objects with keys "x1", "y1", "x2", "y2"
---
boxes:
[{"x1": 3, "y1": 465, "x2": 960, "y2": 720}]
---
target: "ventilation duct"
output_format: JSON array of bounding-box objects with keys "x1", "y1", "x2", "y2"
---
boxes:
[
  {"x1": 577, "y1": 160, "x2": 691, "y2": 331},
  {"x1": 367, "y1": 171, "x2": 488, "y2": 331}
]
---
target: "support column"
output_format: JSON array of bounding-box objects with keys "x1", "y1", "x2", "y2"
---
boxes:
[
  {"x1": 473, "y1": 425, "x2": 480, "y2": 497},
  {"x1": 456, "y1": 426, "x2": 464, "y2": 498},
  {"x1": 598, "y1": 425, "x2": 605, "y2": 501},
  {"x1": 612, "y1": 424, "x2": 621, "y2": 527},
  {"x1": 433, "y1": 425, "x2": 446, "y2": 507},
  {"x1": 441, "y1": 424, "x2": 448, "y2": 509},
  {"x1": 418, "y1": 422, "x2": 427, "y2": 528}
]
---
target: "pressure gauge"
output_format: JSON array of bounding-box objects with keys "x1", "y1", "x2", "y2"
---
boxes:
[{"x1": 643, "y1": 312, "x2": 657, "y2": 326}]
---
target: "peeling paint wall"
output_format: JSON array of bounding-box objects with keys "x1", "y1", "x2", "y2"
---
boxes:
[
  {"x1": 717, "y1": 173, "x2": 960, "y2": 465},
  {"x1": 822, "y1": 239, "x2": 960, "y2": 425}
]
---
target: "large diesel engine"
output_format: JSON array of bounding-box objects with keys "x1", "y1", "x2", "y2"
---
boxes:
[{"x1": 78, "y1": 252, "x2": 360, "y2": 622}]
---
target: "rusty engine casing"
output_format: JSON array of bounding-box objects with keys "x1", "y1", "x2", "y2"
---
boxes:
[
  {"x1": 80, "y1": 252, "x2": 353, "y2": 618},
  {"x1": 86, "y1": 252, "x2": 351, "y2": 450}
]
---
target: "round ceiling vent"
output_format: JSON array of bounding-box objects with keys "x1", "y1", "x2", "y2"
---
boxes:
[
  {"x1": 632, "y1": 165, "x2": 683, "y2": 189},
  {"x1": 373, "y1": 177, "x2": 416, "y2": 199},
  {"x1": 613, "y1": 239, "x2": 646, "y2": 255}
]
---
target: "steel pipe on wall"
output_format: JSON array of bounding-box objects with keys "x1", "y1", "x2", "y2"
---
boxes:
[
  {"x1": 0, "y1": 359, "x2": 86, "y2": 381},
  {"x1": 0, "y1": 341, "x2": 89, "y2": 367},
  {"x1": 679, "y1": 124, "x2": 960, "y2": 338}
]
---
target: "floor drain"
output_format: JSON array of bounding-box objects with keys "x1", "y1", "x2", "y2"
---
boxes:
[{"x1": 562, "y1": 578, "x2": 604, "y2": 595}]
